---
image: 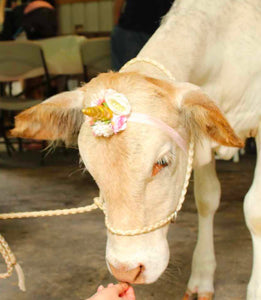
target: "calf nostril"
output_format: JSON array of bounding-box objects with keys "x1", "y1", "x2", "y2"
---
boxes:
[{"x1": 134, "y1": 264, "x2": 145, "y2": 281}]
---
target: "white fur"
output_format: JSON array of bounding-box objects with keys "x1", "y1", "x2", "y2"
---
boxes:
[
  {"x1": 135, "y1": 0, "x2": 261, "y2": 297},
  {"x1": 140, "y1": 0, "x2": 261, "y2": 141},
  {"x1": 244, "y1": 122, "x2": 261, "y2": 299}
]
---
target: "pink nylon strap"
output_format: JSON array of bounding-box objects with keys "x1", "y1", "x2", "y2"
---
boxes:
[{"x1": 128, "y1": 113, "x2": 187, "y2": 152}]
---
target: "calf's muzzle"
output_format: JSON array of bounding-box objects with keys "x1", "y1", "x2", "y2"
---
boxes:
[{"x1": 109, "y1": 263, "x2": 145, "y2": 284}]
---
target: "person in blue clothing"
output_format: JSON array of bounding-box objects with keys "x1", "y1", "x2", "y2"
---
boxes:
[
  {"x1": 111, "y1": 0, "x2": 174, "y2": 70},
  {"x1": 0, "y1": 0, "x2": 57, "y2": 40}
]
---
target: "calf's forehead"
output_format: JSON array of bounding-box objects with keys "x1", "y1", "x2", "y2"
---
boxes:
[
  {"x1": 80, "y1": 72, "x2": 179, "y2": 123},
  {"x1": 78, "y1": 71, "x2": 185, "y2": 194},
  {"x1": 78, "y1": 121, "x2": 168, "y2": 181}
]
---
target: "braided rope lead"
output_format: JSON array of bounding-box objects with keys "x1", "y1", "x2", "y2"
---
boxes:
[
  {"x1": 0, "y1": 234, "x2": 16, "y2": 279},
  {"x1": 0, "y1": 203, "x2": 99, "y2": 220},
  {"x1": 0, "y1": 234, "x2": 25, "y2": 291}
]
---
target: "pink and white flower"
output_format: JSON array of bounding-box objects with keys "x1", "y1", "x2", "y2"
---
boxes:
[
  {"x1": 86, "y1": 89, "x2": 131, "y2": 137},
  {"x1": 112, "y1": 115, "x2": 128, "y2": 134}
]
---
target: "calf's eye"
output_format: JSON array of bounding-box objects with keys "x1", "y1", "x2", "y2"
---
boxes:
[{"x1": 152, "y1": 159, "x2": 168, "y2": 176}]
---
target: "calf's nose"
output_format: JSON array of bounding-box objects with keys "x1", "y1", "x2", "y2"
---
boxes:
[{"x1": 109, "y1": 263, "x2": 145, "y2": 284}]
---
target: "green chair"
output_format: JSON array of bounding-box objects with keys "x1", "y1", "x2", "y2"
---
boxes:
[
  {"x1": 80, "y1": 37, "x2": 111, "y2": 82},
  {"x1": 0, "y1": 41, "x2": 51, "y2": 155}
]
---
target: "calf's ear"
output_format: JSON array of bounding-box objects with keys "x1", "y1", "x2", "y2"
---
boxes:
[
  {"x1": 177, "y1": 87, "x2": 244, "y2": 148},
  {"x1": 11, "y1": 89, "x2": 85, "y2": 145}
]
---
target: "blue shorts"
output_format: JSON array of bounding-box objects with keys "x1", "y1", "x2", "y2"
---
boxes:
[{"x1": 111, "y1": 25, "x2": 151, "y2": 71}]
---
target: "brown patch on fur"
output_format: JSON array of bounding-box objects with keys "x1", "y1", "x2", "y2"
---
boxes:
[
  {"x1": 11, "y1": 102, "x2": 84, "y2": 145},
  {"x1": 144, "y1": 76, "x2": 174, "y2": 98},
  {"x1": 182, "y1": 90, "x2": 244, "y2": 148}
]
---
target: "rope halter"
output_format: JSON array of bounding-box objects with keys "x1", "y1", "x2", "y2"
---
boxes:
[{"x1": 81, "y1": 57, "x2": 195, "y2": 235}]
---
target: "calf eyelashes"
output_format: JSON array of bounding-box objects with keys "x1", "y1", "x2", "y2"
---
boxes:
[{"x1": 152, "y1": 151, "x2": 176, "y2": 176}]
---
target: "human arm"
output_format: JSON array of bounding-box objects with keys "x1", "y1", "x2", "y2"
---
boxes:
[{"x1": 113, "y1": 0, "x2": 125, "y2": 25}]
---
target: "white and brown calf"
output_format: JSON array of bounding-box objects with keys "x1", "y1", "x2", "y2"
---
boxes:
[
  {"x1": 12, "y1": 72, "x2": 242, "y2": 297},
  {"x1": 11, "y1": 0, "x2": 261, "y2": 299}
]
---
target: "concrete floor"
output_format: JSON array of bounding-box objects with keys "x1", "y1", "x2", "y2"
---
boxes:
[{"x1": 0, "y1": 148, "x2": 255, "y2": 300}]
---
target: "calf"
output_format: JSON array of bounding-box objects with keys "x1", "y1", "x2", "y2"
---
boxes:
[{"x1": 12, "y1": 0, "x2": 261, "y2": 299}]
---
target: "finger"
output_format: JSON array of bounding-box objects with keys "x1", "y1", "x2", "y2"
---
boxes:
[
  {"x1": 124, "y1": 286, "x2": 136, "y2": 300},
  {"x1": 107, "y1": 283, "x2": 114, "y2": 288},
  {"x1": 113, "y1": 282, "x2": 129, "y2": 294},
  {"x1": 97, "y1": 285, "x2": 104, "y2": 292}
]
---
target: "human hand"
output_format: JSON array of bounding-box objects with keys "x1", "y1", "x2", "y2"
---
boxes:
[{"x1": 87, "y1": 282, "x2": 136, "y2": 300}]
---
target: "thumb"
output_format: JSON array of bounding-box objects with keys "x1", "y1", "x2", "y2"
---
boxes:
[{"x1": 113, "y1": 283, "x2": 129, "y2": 294}]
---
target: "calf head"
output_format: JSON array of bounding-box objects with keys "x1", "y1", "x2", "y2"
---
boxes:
[{"x1": 11, "y1": 72, "x2": 243, "y2": 284}]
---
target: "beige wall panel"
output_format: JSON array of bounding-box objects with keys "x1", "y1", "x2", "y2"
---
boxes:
[
  {"x1": 84, "y1": 2, "x2": 99, "y2": 32},
  {"x1": 71, "y1": 3, "x2": 85, "y2": 31},
  {"x1": 99, "y1": 1, "x2": 113, "y2": 31},
  {"x1": 58, "y1": 1, "x2": 113, "y2": 34},
  {"x1": 58, "y1": 4, "x2": 73, "y2": 35}
]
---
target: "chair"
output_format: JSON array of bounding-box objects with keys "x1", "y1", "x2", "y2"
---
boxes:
[
  {"x1": 80, "y1": 37, "x2": 112, "y2": 82},
  {"x1": 0, "y1": 41, "x2": 51, "y2": 155}
]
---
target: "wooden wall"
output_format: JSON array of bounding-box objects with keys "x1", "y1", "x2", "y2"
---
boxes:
[
  {"x1": 0, "y1": 0, "x2": 6, "y2": 29},
  {"x1": 57, "y1": 0, "x2": 114, "y2": 35}
]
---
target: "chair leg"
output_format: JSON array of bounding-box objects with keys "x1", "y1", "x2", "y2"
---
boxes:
[
  {"x1": 0, "y1": 114, "x2": 15, "y2": 156},
  {"x1": 83, "y1": 66, "x2": 89, "y2": 83},
  {"x1": 2, "y1": 132, "x2": 15, "y2": 156},
  {"x1": 18, "y1": 138, "x2": 23, "y2": 152},
  {"x1": 0, "y1": 83, "x2": 4, "y2": 96}
]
